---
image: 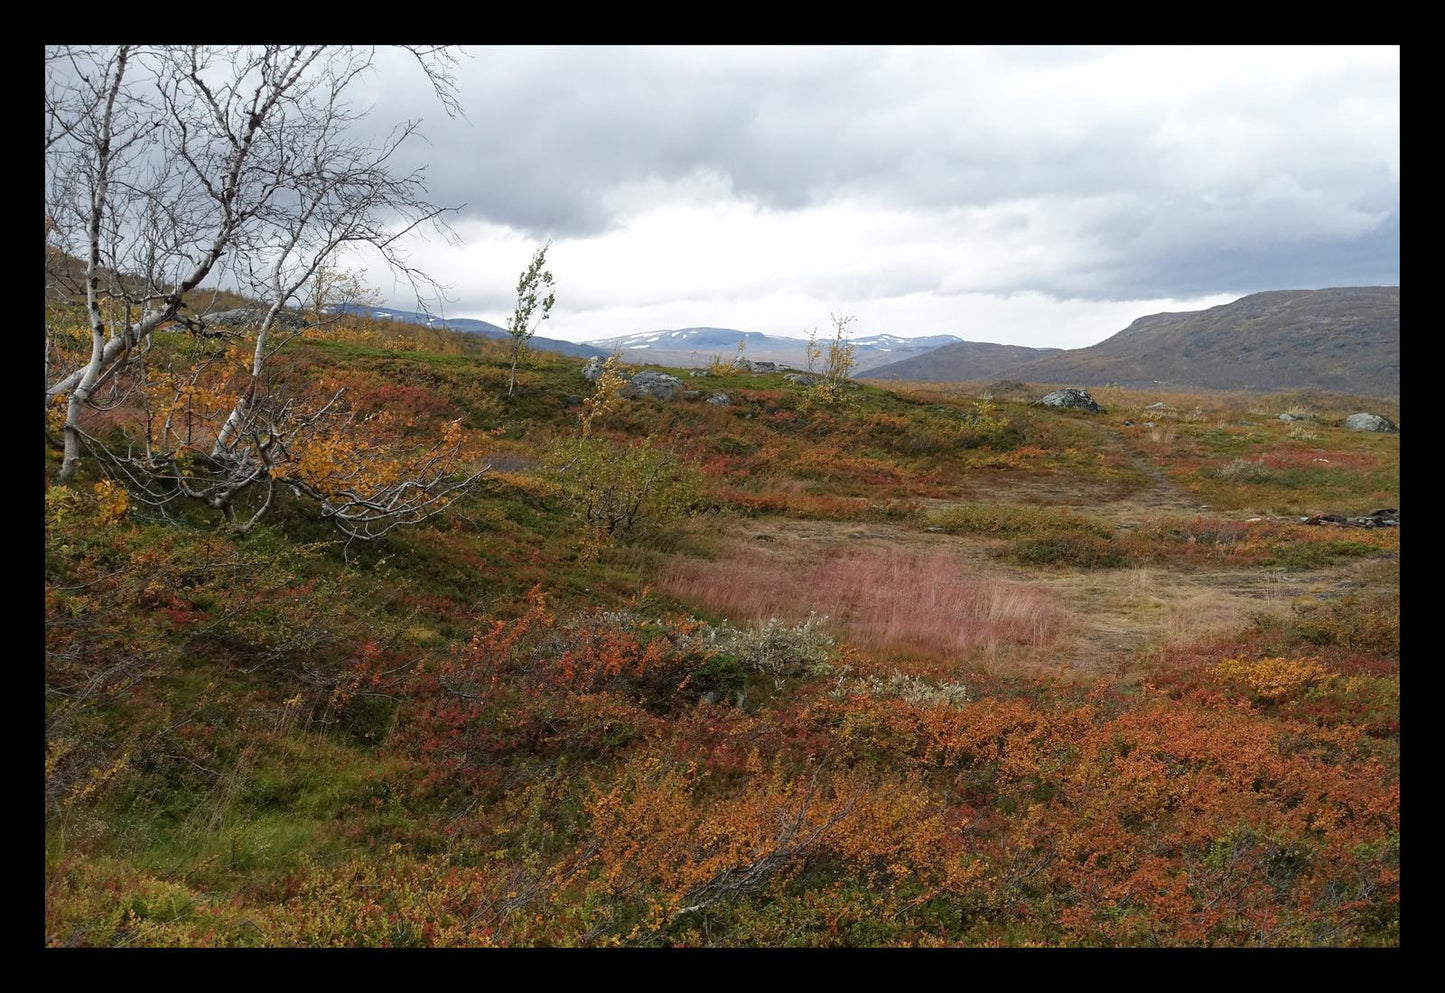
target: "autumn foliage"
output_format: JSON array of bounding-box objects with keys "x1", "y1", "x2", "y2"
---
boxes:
[{"x1": 45, "y1": 316, "x2": 1399, "y2": 947}]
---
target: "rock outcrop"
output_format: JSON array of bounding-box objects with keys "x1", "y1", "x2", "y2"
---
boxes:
[{"x1": 1301, "y1": 508, "x2": 1398, "y2": 528}]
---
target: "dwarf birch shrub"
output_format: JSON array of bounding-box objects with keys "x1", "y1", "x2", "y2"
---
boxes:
[{"x1": 546, "y1": 435, "x2": 702, "y2": 548}]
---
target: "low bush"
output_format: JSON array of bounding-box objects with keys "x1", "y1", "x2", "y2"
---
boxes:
[
  {"x1": 701, "y1": 615, "x2": 836, "y2": 677},
  {"x1": 1214, "y1": 458, "x2": 1274, "y2": 483},
  {"x1": 1007, "y1": 534, "x2": 1128, "y2": 569},
  {"x1": 547, "y1": 435, "x2": 703, "y2": 548},
  {"x1": 1287, "y1": 592, "x2": 1400, "y2": 657},
  {"x1": 929, "y1": 502, "x2": 1110, "y2": 540}
]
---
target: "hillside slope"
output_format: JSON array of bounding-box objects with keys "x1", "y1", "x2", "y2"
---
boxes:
[
  {"x1": 335, "y1": 304, "x2": 608, "y2": 359},
  {"x1": 871, "y1": 288, "x2": 1399, "y2": 396},
  {"x1": 1002, "y1": 287, "x2": 1399, "y2": 396},
  {"x1": 862, "y1": 341, "x2": 1065, "y2": 382}
]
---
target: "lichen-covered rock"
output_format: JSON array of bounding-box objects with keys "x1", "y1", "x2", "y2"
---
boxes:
[
  {"x1": 1343, "y1": 412, "x2": 1397, "y2": 432},
  {"x1": 1035, "y1": 388, "x2": 1102, "y2": 413},
  {"x1": 623, "y1": 371, "x2": 684, "y2": 401},
  {"x1": 583, "y1": 356, "x2": 631, "y2": 383},
  {"x1": 784, "y1": 373, "x2": 817, "y2": 386},
  {"x1": 204, "y1": 306, "x2": 307, "y2": 330},
  {"x1": 707, "y1": 393, "x2": 731, "y2": 406}
]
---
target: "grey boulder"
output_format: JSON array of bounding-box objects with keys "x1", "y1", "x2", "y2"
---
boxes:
[
  {"x1": 583, "y1": 356, "x2": 632, "y2": 384},
  {"x1": 202, "y1": 306, "x2": 307, "y2": 330},
  {"x1": 1343, "y1": 413, "x2": 1397, "y2": 433},
  {"x1": 623, "y1": 371, "x2": 684, "y2": 401},
  {"x1": 1036, "y1": 388, "x2": 1103, "y2": 413}
]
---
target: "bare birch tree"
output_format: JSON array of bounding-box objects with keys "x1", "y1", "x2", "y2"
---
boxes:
[{"x1": 45, "y1": 45, "x2": 483, "y2": 537}]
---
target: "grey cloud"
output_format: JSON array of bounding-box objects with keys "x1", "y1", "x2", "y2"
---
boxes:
[
  {"x1": 362, "y1": 46, "x2": 1397, "y2": 301},
  {"x1": 1062, "y1": 209, "x2": 1400, "y2": 301}
]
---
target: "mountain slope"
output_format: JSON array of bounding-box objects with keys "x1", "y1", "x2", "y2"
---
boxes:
[
  {"x1": 591, "y1": 328, "x2": 965, "y2": 372},
  {"x1": 1000, "y1": 287, "x2": 1399, "y2": 396},
  {"x1": 862, "y1": 341, "x2": 1065, "y2": 382},
  {"x1": 335, "y1": 304, "x2": 607, "y2": 359},
  {"x1": 863, "y1": 288, "x2": 1400, "y2": 397}
]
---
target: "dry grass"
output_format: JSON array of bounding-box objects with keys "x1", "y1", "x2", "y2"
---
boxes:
[
  {"x1": 663, "y1": 543, "x2": 1066, "y2": 663},
  {"x1": 1160, "y1": 590, "x2": 1262, "y2": 646}
]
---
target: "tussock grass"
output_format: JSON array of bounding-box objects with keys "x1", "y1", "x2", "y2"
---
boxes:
[{"x1": 663, "y1": 543, "x2": 1066, "y2": 662}]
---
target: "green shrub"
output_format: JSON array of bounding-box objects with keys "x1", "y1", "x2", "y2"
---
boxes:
[
  {"x1": 547, "y1": 435, "x2": 703, "y2": 547},
  {"x1": 1007, "y1": 534, "x2": 1128, "y2": 569},
  {"x1": 689, "y1": 654, "x2": 748, "y2": 701},
  {"x1": 931, "y1": 503, "x2": 1110, "y2": 540},
  {"x1": 1262, "y1": 540, "x2": 1375, "y2": 571},
  {"x1": 1288, "y1": 592, "x2": 1399, "y2": 657}
]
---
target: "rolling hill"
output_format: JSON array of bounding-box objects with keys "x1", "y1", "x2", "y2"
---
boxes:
[
  {"x1": 864, "y1": 287, "x2": 1400, "y2": 397},
  {"x1": 333, "y1": 304, "x2": 608, "y2": 359}
]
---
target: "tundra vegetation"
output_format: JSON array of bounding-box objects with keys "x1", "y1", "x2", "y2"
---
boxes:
[
  {"x1": 43, "y1": 49, "x2": 1398, "y2": 946},
  {"x1": 45, "y1": 297, "x2": 1399, "y2": 946}
]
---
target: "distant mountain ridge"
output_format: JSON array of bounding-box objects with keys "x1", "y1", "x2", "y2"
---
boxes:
[
  {"x1": 333, "y1": 304, "x2": 608, "y2": 359},
  {"x1": 865, "y1": 287, "x2": 1400, "y2": 398},
  {"x1": 590, "y1": 328, "x2": 967, "y2": 372},
  {"x1": 865, "y1": 341, "x2": 1065, "y2": 383}
]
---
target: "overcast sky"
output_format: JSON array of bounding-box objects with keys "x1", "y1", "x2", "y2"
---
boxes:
[{"x1": 352, "y1": 45, "x2": 1398, "y2": 349}]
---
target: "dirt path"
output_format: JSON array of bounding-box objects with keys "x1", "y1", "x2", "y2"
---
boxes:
[{"x1": 1094, "y1": 428, "x2": 1201, "y2": 516}]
